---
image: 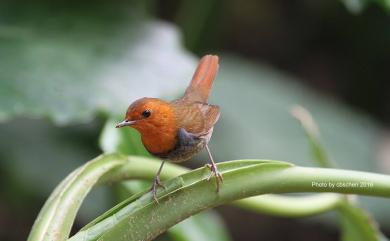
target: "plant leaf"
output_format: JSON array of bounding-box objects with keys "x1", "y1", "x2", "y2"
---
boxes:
[
  {"x1": 27, "y1": 154, "x2": 127, "y2": 241},
  {"x1": 168, "y1": 211, "x2": 232, "y2": 241},
  {"x1": 339, "y1": 201, "x2": 387, "y2": 241},
  {"x1": 67, "y1": 155, "x2": 390, "y2": 241},
  {"x1": 290, "y1": 105, "x2": 335, "y2": 168},
  {"x1": 0, "y1": 1, "x2": 195, "y2": 124},
  {"x1": 115, "y1": 180, "x2": 232, "y2": 241}
]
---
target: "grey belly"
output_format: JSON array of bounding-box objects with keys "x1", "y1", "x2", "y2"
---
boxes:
[{"x1": 155, "y1": 127, "x2": 213, "y2": 162}]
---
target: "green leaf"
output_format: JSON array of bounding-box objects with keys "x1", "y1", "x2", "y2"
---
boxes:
[
  {"x1": 27, "y1": 154, "x2": 126, "y2": 241},
  {"x1": 67, "y1": 155, "x2": 390, "y2": 241},
  {"x1": 116, "y1": 180, "x2": 232, "y2": 241},
  {"x1": 28, "y1": 153, "x2": 390, "y2": 241},
  {"x1": 168, "y1": 211, "x2": 232, "y2": 241},
  {"x1": 28, "y1": 154, "x2": 188, "y2": 241},
  {"x1": 290, "y1": 105, "x2": 335, "y2": 168},
  {"x1": 339, "y1": 200, "x2": 386, "y2": 241},
  {"x1": 0, "y1": 1, "x2": 195, "y2": 124}
]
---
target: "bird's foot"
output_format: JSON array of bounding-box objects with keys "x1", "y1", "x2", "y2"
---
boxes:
[
  {"x1": 150, "y1": 175, "x2": 166, "y2": 203},
  {"x1": 206, "y1": 162, "x2": 224, "y2": 192}
]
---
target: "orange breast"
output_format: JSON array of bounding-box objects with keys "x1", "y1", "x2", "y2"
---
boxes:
[{"x1": 141, "y1": 126, "x2": 177, "y2": 155}]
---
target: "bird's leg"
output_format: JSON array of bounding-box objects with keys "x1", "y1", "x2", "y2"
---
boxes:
[
  {"x1": 205, "y1": 144, "x2": 223, "y2": 192},
  {"x1": 150, "y1": 160, "x2": 166, "y2": 202}
]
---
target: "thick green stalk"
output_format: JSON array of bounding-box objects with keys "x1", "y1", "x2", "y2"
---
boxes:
[
  {"x1": 71, "y1": 157, "x2": 390, "y2": 241},
  {"x1": 234, "y1": 193, "x2": 342, "y2": 217},
  {"x1": 27, "y1": 154, "x2": 127, "y2": 241},
  {"x1": 102, "y1": 158, "x2": 390, "y2": 197},
  {"x1": 28, "y1": 153, "x2": 390, "y2": 241}
]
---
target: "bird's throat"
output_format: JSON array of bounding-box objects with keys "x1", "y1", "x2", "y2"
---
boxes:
[{"x1": 138, "y1": 123, "x2": 178, "y2": 156}]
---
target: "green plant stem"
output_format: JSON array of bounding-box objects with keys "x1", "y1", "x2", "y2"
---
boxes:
[
  {"x1": 27, "y1": 154, "x2": 126, "y2": 241},
  {"x1": 101, "y1": 157, "x2": 390, "y2": 197},
  {"x1": 234, "y1": 193, "x2": 342, "y2": 217},
  {"x1": 98, "y1": 156, "x2": 345, "y2": 217},
  {"x1": 70, "y1": 155, "x2": 390, "y2": 241},
  {"x1": 28, "y1": 154, "x2": 390, "y2": 241}
]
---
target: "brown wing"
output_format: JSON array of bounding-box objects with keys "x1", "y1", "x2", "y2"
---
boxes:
[
  {"x1": 182, "y1": 55, "x2": 219, "y2": 103},
  {"x1": 171, "y1": 101, "x2": 220, "y2": 135},
  {"x1": 198, "y1": 104, "x2": 220, "y2": 131}
]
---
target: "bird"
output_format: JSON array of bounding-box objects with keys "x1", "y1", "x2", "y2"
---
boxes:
[{"x1": 116, "y1": 54, "x2": 222, "y2": 201}]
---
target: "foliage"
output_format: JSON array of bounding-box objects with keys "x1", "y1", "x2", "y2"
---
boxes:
[
  {"x1": 1, "y1": 0, "x2": 390, "y2": 241},
  {"x1": 0, "y1": 1, "x2": 195, "y2": 124},
  {"x1": 28, "y1": 154, "x2": 390, "y2": 241}
]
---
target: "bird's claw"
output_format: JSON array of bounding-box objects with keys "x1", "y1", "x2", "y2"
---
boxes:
[
  {"x1": 150, "y1": 176, "x2": 166, "y2": 203},
  {"x1": 206, "y1": 163, "x2": 223, "y2": 192}
]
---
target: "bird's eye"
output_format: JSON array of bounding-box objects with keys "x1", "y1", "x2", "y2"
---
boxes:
[{"x1": 142, "y1": 110, "x2": 151, "y2": 118}]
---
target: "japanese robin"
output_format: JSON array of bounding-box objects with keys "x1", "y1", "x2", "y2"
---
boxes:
[{"x1": 116, "y1": 55, "x2": 222, "y2": 200}]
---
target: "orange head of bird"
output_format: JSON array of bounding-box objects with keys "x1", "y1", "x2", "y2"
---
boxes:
[
  {"x1": 115, "y1": 97, "x2": 178, "y2": 154},
  {"x1": 115, "y1": 97, "x2": 176, "y2": 137}
]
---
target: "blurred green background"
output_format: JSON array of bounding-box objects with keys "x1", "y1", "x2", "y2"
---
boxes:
[{"x1": 1, "y1": 0, "x2": 390, "y2": 240}]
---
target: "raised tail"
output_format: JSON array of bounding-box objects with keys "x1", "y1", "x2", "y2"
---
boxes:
[{"x1": 183, "y1": 55, "x2": 219, "y2": 103}]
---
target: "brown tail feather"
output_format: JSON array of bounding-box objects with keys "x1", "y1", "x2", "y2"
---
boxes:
[{"x1": 183, "y1": 55, "x2": 219, "y2": 103}]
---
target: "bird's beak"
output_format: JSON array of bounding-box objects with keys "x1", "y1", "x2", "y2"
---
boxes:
[{"x1": 115, "y1": 119, "x2": 137, "y2": 128}]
